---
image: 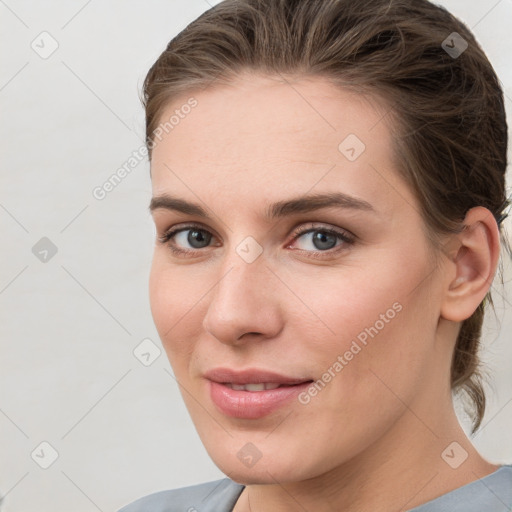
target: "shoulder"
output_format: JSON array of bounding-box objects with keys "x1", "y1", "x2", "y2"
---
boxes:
[
  {"x1": 117, "y1": 478, "x2": 245, "y2": 512},
  {"x1": 409, "y1": 465, "x2": 512, "y2": 512}
]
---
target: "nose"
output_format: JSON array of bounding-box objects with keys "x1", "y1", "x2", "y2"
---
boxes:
[{"x1": 202, "y1": 253, "x2": 284, "y2": 346}]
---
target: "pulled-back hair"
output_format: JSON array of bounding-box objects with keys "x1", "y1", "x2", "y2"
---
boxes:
[{"x1": 142, "y1": 0, "x2": 510, "y2": 433}]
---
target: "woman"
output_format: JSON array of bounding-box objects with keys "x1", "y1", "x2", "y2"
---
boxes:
[{"x1": 119, "y1": 0, "x2": 512, "y2": 510}]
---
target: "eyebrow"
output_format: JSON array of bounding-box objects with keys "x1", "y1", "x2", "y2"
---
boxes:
[{"x1": 149, "y1": 192, "x2": 375, "y2": 220}]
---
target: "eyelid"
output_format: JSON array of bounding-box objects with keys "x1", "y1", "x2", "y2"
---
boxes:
[
  {"x1": 286, "y1": 223, "x2": 355, "y2": 259},
  {"x1": 289, "y1": 222, "x2": 355, "y2": 242},
  {"x1": 157, "y1": 221, "x2": 355, "y2": 257},
  {"x1": 157, "y1": 221, "x2": 220, "y2": 252}
]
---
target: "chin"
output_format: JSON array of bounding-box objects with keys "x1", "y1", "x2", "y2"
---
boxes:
[
  {"x1": 213, "y1": 455, "x2": 306, "y2": 485},
  {"x1": 201, "y1": 435, "x2": 325, "y2": 485}
]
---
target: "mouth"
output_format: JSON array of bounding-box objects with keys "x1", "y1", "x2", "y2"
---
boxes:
[
  {"x1": 204, "y1": 368, "x2": 314, "y2": 419},
  {"x1": 223, "y1": 382, "x2": 300, "y2": 391}
]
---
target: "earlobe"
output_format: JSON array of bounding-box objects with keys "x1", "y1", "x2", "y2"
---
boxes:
[{"x1": 440, "y1": 207, "x2": 500, "y2": 322}]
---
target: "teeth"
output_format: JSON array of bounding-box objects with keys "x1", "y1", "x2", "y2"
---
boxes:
[
  {"x1": 227, "y1": 383, "x2": 282, "y2": 391},
  {"x1": 245, "y1": 383, "x2": 266, "y2": 391},
  {"x1": 231, "y1": 383, "x2": 249, "y2": 391}
]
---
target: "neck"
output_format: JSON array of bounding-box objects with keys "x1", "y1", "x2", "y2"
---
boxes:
[{"x1": 234, "y1": 403, "x2": 498, "y2": 512}]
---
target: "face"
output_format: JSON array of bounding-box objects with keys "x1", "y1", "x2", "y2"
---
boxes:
[{"x1": 148, "y1": 73, "x2": 449, "y2": 484}]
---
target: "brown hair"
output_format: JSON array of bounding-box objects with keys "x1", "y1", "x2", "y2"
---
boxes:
[{"x1": 142, "y1": 0, "x2": 510, "y2": 433}]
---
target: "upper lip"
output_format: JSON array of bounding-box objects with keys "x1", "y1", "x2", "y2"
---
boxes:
[{"x1": 204, "y1": 367, "x2": 312, "y2": 385}]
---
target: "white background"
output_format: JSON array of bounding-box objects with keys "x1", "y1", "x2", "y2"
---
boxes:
[{"x1": 1, "y1": 1, "x2": 511, "y2": 511}]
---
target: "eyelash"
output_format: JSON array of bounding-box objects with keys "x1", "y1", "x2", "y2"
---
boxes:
[{"x1": 157, "y1": 222, "x2": 355, "y2": 260}]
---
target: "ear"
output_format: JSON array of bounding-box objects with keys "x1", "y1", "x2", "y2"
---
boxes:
[{"x1": 440, "y1": 206, "x2": 501, "y2": 322}]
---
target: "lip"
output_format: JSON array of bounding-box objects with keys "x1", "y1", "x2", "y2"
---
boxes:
[{"x1": 205, "y1": 367, "x2": 313, "y2": 419}]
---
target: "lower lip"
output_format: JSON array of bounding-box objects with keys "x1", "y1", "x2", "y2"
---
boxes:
[{"x1": 209, "y1": 380, "x2": 312, "y2": 419}]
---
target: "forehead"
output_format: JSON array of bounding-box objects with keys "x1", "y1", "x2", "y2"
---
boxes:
[
  {"x1": 149, "y1": 73, "x2": 411, "y2": 220},
  {"x1": 153, "y1": 73, "x2": 392, "y2": 159}
]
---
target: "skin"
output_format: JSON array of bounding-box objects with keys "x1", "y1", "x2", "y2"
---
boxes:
[{"x1": 148, "y1": 72, "x2": 501, "y2": 512}]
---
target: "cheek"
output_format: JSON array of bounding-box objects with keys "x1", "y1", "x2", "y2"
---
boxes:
[
  {"x1": 148, "y1": 257, "x2": 171, "y2": 337},
  {"x1": 290, "y1": 247, "x2": 439, "y2": 395},
  {"x1": 284, "y1": 258, "x2": 419, "y2": 345},
  {"x1": 148, "y1": 255, "x2": 200, "y2": 367}
]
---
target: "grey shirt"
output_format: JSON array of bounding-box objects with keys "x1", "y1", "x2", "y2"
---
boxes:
[{"x1": 118, "y1": 465, "x2": 512, "y2": 512}]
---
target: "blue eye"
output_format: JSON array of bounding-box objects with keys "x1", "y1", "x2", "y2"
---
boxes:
[
  {"x1": 157, "y1": 223, "x2": 354, "y2": 258},
  {"x1": 158, "y1": 225, "x2": 214, "y2": 255},
  {"x1": 291, "y1": 226, "x2": 352, "y2": 253},
  {"x1": 173, "y1": 227, "x2": 211, "y2": 249}
]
